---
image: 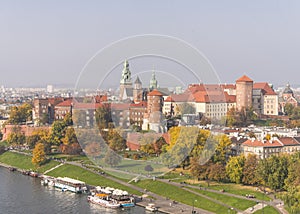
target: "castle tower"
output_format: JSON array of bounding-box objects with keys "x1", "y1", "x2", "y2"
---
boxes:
[
  {"x1": 149, "y1": 71, "x2": 158, "y2": 91},
  {"x1": 142, "y1": 89, "x2": 163, "y2": 132},
  {"x1": 119, "y1": 60, "x2": 133, "y2": 100},
  {"x1": 133, "y1": 76, "x2": 143, "y2": 103},
  {"x1": 236, "y1": 75, "x2": 253, "y2": 111}
]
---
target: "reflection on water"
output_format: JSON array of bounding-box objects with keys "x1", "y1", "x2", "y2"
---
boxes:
[{"x1": 0, "y1": 167, "x2": 151, "y2": 214}]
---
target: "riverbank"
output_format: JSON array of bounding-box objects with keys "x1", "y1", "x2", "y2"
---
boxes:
[
  {"x1": 0, "y1": 151, "x2": 284, "y2": 214},
  {"x1": 0, "y1": 151, "x2": 207, "y2": 214}
]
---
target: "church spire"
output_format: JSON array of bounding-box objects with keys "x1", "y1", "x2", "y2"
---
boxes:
[
  {"x1": 149, "y1": 71, "x2": 158, "y2": 90},
  {"x1": 120, "y1": 59, "x2": 132, "y2": 84}
]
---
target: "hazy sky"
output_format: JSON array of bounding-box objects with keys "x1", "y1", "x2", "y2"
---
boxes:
[{"x1": 1, "y1": 0, "x2": 300, "y2": 88}]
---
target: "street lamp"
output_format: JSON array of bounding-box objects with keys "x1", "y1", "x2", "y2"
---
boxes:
[{"x1": 192, "y1": 199, "x2": 197, "y2": 214}]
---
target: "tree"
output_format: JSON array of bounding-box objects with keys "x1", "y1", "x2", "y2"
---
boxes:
[
  {"x1": 32, "y1": 142, "x2": 46, "y2": 167},
  {"x1": 50, "y1": 120, "x2": 67, "y2": 145},
  {"x1": 104, "y1": 149, "x2": 121, "y2": 167},
  {"x1": 95, "y1": 104, "x2": 112, "y2": 130},
  {"x1": 284, "y1": 103, "x2": 295, "y2": 116},
  {"x1": 107, "y1": 130, "x2": 126, "y2": 151},
  {"x1": 8, "y1": 103, "x2": 32, "y2": 124},
  {"x1": 179, "y1": 103, "x2": 196, "y2": 115},
  {"x1": 212, "y1": 134, "x2": 231, "y2": 164},
  {"x1": 6, "y1": 127, "x2": 25, "y2": 146},
  {"x1": 62, "y1": 128, "x2": 78, "y2": 145},
  {"x1": 207, "y1": 163, "x2": 227, "y2": 183},
  {"x1": 242, "y1": 154, "x2": 259, "y2": 185},
  {"x1": 226, "y1": 155, "x2": 245, "y2": 184}
]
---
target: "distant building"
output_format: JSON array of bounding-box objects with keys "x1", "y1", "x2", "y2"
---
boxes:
[
  {"x1": 279, "y1": 83, "x2": 299, "y2": 114},
  {"x1": 253, "y1": 83, "x2": 278, "y2": 115},
  {"x1": 242, "y1": 137, "x2": 300, "y2": 159}
]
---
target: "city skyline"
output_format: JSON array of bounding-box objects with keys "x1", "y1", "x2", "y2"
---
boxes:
[{"x1": 1, "y1": 1, "x2": 300, "y2": 88}]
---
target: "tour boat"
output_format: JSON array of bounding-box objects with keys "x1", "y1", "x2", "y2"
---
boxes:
[
  {"x1": 54, "y1": 177, "x2": 87, "y2": 193},
  {"x1": 87, "y1": 194, "x2": 120, "y2": 209}
]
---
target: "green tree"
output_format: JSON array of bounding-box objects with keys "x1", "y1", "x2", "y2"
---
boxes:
[
  {"x1": 50, "y1": 120, "x2": 67, "y2": 145},
  {"x1": 212, "y1": 134, "x2": 231, "y2": 164},
  {"x1": 284, "y1": 103, "x2": 295, "y2": 116},
  {"x1": 32, "y1": 142, "x2": 46, "y2": 167},
  {"x1": 179, "y1": 103, "x2": 196, "y2": 115},
  {"x1": 226, "y1": 155, "x2": 245, "y2": 184}
]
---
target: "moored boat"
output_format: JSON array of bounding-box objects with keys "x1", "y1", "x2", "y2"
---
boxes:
[
  {"x1": 87, "y1": 194, "x2": 120, "y2": 209},
  {"x1": 54, "y1": 177, "x2": 87, "y2": 193}
]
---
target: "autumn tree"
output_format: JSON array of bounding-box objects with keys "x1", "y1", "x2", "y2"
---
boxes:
[
  {"x1": 107, "y1": 130, "x2": 126, "y2": 152},
  {"x1": 242, "y1": 154, "x2": 259, "y2": 185},
  {"x1": 50, "y1": 120, "x2": 67, "y2": 145},
  {"x1": 6, "y1": 127, "x2": 26, "y2": 146},
  {"x1": 226, "y1": 155, "x2": 245, "y2": 184},
  {"x1": 212, "y1": 134, "x2": 231, "y2": 164},
  {"x1": 8, "y1": 103, "x2": 32, "y2": 124},
  {"x1": 32, "y1": 142, "x2": 46, "y2": 167},
  {"x1": 207, "y1": 163, "x2": 227, "y2": 183}
]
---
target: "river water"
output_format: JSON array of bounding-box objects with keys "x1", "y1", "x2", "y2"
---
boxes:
[{"x1": 0, "y1": 167, "x2": 151, "y2": 214}]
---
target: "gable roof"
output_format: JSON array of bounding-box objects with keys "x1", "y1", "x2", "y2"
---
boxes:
[{"x1": 253, "y1": 83, "x2": 277, "y2": 95}]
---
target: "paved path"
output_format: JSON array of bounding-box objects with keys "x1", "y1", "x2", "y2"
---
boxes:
[
  {"x1": 43, "y1": 163, "x2": 64, "y2": 174},
  {"x1": 67, "y1": 161, "x2": 213, "y2": 214},
  {"x1": 159, "y1": 178, "x2": 288, "y2": 214}
]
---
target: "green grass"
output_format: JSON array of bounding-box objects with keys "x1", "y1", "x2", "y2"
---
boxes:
[
  {"x1": 46, "y1": 164, "x2": 142, "y2": 196},
  {"x1": 188, "y1": 187, "x2": 257, "y2": 210},
  {"x1": 134, "y1": 179, "x2": 232, "y2": 214},
  {"x1": 0, "y1": 151, "x2": 60, "y2": 173},
  {"x1": 199, "y1": 182, "x2": 270, "y2": 201},
  {"x1": 253, "y1": 206, "x2": 280, "y2": 214}
]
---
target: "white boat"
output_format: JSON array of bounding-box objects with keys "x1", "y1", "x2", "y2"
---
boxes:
[
  {"x1": 87, "y1": 194, "x2": 120, "y2": 209},
  {"x1": 145, "y1": 203, "x2": 158, "y2": 212},
  {"x1": 54, "y1": 177, "x2": 87, "y2": 193}
]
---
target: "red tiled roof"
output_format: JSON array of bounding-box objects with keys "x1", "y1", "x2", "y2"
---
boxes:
[
  {"x1": 236, "y1": 75, "x2": 253, "y2": 82},
  {"x1": 130, "y1": 101, "x2": 147, "y2": 108},
  {"x1": 148, "y1": 89, "x2": 163, "y2": 96},
  {"x1": 242, "y1": 139, "x2": 282, "y2": 147},
  {"x1": 55, "y1": 99, "x2": 72, "y2": 107},
  {"x1": 279, "y1": 137, "x2": 300, "y2": 146},
  {"x1": 253, "y1": 83, "x2": 277, "y2": 95}
]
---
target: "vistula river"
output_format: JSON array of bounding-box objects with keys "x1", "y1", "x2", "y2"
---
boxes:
[{"x1": 0, "y1": 167, "x2": 156, "y2": 214}]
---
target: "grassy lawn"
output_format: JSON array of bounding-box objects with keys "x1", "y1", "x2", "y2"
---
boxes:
[
  {"x1": 253, "y1": 206, "x2": 280, "y2": 214},
  {"x1": 0, "y1": 151, "x2": 60, "y2": 173},
  {"x1": 48, "y1": 153, "x2": 93, "y2": 164},
  {"x1": 188, "y1": 187, "x2": 257, "y2": 210},
  {"x1": 46, "y1": 164, "x2": 142, "y2": 196},
  {"x1": 197, "y1": 182, "x2": 270, "y2": 201},
  {"x1": 134, "y1": 179, "x2": 232, "y2": 214}
]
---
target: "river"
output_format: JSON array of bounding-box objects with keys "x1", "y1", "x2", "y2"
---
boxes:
[{"x1": 0, "y1": 167, "x2": 154, "y2": 214}]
